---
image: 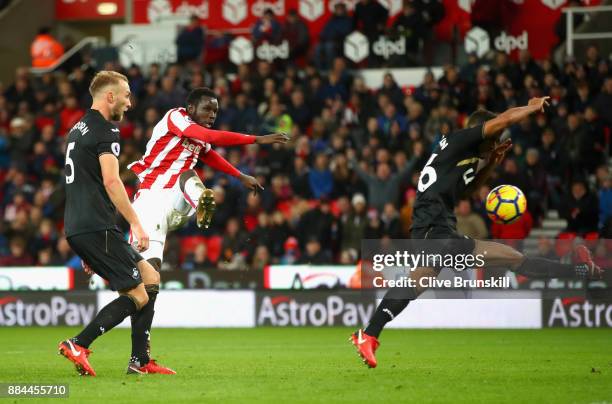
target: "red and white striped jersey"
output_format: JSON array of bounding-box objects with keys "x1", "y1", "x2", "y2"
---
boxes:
[{"x1": 128, "y1": 108, "x2": 211, "y2": 190}]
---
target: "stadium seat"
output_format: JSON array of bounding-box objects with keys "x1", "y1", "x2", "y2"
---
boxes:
[
  {"x1": 584, "y1": 231, "x2": 599, "y2": 249},
  {"x1": 206, "y1": 235, "x2": 222, "y2": 263},
  {"x1": 555, "y1": 232, "x2": 577, "y2": 258}
]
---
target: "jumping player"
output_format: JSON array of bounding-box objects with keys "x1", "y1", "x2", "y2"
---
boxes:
[
  {"x1": 59, "y1": 71, "x2": 174, "y2": 375},
  {"x1": 126, "y1": 87, "x2": 288, "y2": 366},
  {"x1": 351, "y1": 96, "x2": 604, "y2": 368}
]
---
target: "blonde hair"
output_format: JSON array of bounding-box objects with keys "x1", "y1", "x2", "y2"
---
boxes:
[{"x1": 89, "y1": 70, "x2": 128, "y2": 97}]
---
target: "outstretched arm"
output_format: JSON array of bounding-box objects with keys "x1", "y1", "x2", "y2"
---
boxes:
[
  {"x1": 185, "y1": 125, "x2": 290, "y2": 146},
  {"x1": 168, "y1": 110, "x2": 289, "y2": 146},
  {"x1": 483, "y1": 97, "x2": 550, "y2": 138},
  {"x1": 183, "y1": 125, "x2": 257, "y2": 146}
]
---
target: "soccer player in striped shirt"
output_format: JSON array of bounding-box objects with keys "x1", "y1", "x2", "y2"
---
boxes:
[{"x1": 125, "y1": 87, "x2": 287, "y2": 371}]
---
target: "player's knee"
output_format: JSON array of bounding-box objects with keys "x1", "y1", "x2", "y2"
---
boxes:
[
  {"x1": 147, "y1": 257, "x2": 162, "y2": 272},
  {"x1": 134, "y1": 289, "x2": 149, "y2": 309},
  {"x1": 138, "y1": 258, "x2": 161, "y2": 285},
  {"x1": 125, "y1": 286, "x2": 149, "y2": 310},
  {"x1": 149, "y1": 270, "x2": 160, "y2": 286}
]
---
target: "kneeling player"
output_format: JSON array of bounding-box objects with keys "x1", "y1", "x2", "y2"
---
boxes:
[
  {"x1": 351, "y1": 97, "x2": 604, "y2": 368},
  {"x1": 127, "y1": 88, "x2": 288, "y2": 368}
]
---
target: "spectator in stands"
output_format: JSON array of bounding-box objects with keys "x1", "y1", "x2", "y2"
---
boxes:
[
  {"x1": 317, "y1": 3, "x2": 353, "y2": 70},
  {"x1": 30, "y1": 27, "x2": 64, "y2": 69},
  {"x1": 308, "y1": 153, "x2": 334, "y2": 199},
  {"x1": 353, "y1": 0, "x2": 389, "y2": 42},
  {"x1": 251, "y1": 245, "x2": 271, "y2": 271},
  {"x1": 260, "y1": 102, "x2": 293, "y2": 134},
  {"x1": 455, "y1": 199, "x2": 488, "y2": 239},
  {"x1": 523, "y1": 148, "x2": 547, "y2": 225},
  {"x1": 280, "y1": 236, "x2": 300, "y2": 265},
  {"x1": 559, "y1": 113, "x2": 588, "y2": 180},
  {"x1": 49, "y1": 237, "x2": 78, "y2": 267},
  {"x1": 0, "y1": 126, "x2": 10, "y2": 169},
  {"x1": 392, "y1": 1, "x2": 425, "y2": 63},
  {"x1": 221, "y1": 217, "x2": 248, "y2": 259},
  {"x1": 154, "y1": 76, "x2": 186, "y2": 112},
  {"x1": 340, "y1": 193, "x2": 368, "y2": 252},
  {"x1": 183, "y1": 243, "x2": 215, "y2": 271},
  {"x1": 350, "y1": 151, "x2": 417, "y2": 211},
  {"x1": 560, "y1": 179, "x2": 599, "y2": 235},
  {"x1": 594, "y1": 77, "x2": 612, "y2": 128},
  {"x1": 8, "y1": 118, "x2": 33, "y2": 168},
  {"x1": 0, "y1": 236, "x2": 33, "y2": 266},
  {"x1": 297, "y1": 198, "x2": 334, "y2": 249},
  {"x1": 252, "y1": 9, "x2": 282, "y2": 44},
  {"x1": 232, "y1": 92, "x2": 260, "y2": 133},
  {"x1": 282, "y1": 9, "x2": 309, "y2": 60},
  {"x1": 59, "y1": 95, "x2": 84, "y2": 136},
  {"x1": 596, "y1": 166, "x2": 612, "y2": 230},
  {"x1": 377, "y1": 103, "x2": 407, "y2": 137},
  {"x1": 297, "y1": 237, "x2": 331, "y2": 265},
  {"x1": 287, "y1": 89, "x2": 312, "y2": 132},
  {"x1": 380, "y1": 203, "x2": 402, "y2": 238},
  {"x1": 176, "y1": 15, "x2": 205, "y2": 65},
  {"x1": 583, "y1": 106, "x2": 606, "y2": 172}
]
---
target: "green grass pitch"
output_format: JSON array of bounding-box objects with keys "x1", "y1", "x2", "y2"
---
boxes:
[{"x1": 0, "y1": 327, "x2": 610, "y2": 403}]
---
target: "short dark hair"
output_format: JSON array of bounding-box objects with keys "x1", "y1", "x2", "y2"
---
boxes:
[
  {"x1": 466, "y1": 109, "x2": 497, "y2": 128},
  {"x1": 186, "y1": 87, "x2": 217, "y2": 108}
]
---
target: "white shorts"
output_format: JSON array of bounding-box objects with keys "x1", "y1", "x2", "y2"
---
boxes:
[{"x1": 130, "y1": 184, "x2": 194, "y2": 262}]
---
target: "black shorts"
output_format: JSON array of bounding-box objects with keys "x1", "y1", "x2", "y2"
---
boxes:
[
  {"x1": 68, "y1": 229, "x2": 143, "y2": 291},
  {"x1": 411, "y1": 224, "x2": 476, "y2": 260}
]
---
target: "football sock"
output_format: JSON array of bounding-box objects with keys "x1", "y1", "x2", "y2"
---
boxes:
[
  {"x1": 130, "y1": 284, "x2": 159, "y2": 366},
  {"x1": 514, "y1": 257, "x2": 585, "y2": 279},
  {"x1": 175, "y1": 174, "x2": 205, "y2": 215},
  {"x1": 364, "y1": 286, "x2": 417, "y2": 338},
  {"x1": 72, "y1": 295, "x2": 138, "y2": 348}
]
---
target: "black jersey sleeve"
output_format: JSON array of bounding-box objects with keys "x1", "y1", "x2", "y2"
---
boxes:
[
  {"x1": 97, "y1": 128, "x2": 121, "y2": 158},
  {"x1": 442, "y1": 124, "x2": 484, "y2": 158}
]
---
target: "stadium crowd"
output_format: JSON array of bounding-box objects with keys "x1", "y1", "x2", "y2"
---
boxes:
[{"x1": 0, "y1": 22, "x2": 611, "y2": 270}]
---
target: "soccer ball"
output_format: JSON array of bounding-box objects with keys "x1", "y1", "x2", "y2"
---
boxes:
[{"x1": 485, "y1": 185, "x2": 527, "y2": 224}]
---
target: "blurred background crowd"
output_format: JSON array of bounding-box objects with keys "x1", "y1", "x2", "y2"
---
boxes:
[{"x1": 0, "y1": 0, "x2": 611, "y2": 272}]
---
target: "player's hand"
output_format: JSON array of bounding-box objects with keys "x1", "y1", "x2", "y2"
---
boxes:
[
  {"x1": 239, "y1": 173, "x2": 264, "y2": 194},
  {"x1": 256, "y1": 133, "x2": 290, "y2": 145},
  {"x1": 131, "y1": 223, "x2": 150, "y2": 252},
  {"x1": 528, "y1": 96, "x2": 550, "y2": 113},
  {"x1": 489, "y1": 139, "x2": 512, "y2": 165},
  {"x1": 81, "y1": 260, "x2": 94, "y2": 276}
]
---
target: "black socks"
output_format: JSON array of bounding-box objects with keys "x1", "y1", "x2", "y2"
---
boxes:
[
  {"x1": 515, "y1": 257, "x2": 584, "y2": 279},
  {"x1": 73, "y1": 295, "x2": 138, "y2": 348},
  {"x1": 364, "y1": 286, "x2": 417, "y2": 338},
  {"x1": 130, "y1": 284, "x2": 159, "y2": 366}
]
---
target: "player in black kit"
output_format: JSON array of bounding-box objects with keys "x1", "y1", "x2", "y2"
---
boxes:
[
  {"x1": 351, "y1": 96, "x2": 604, "y2": 368},
  {"x1": 58, "y1": 71, "x2": 174, "y2": 376}
]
